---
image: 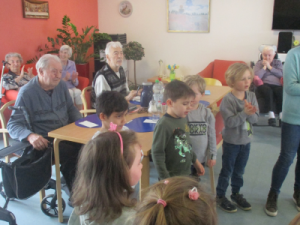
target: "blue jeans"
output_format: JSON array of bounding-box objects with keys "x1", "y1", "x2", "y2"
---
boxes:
[
  {"x1": 271, "y1": 122, "x2": 300, "y2": 194},
  {"x1": 216, "y1": 141, "x2": 250, "y2": 197}
]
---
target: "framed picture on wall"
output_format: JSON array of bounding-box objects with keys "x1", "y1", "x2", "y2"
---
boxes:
[
  {"x1": 167, "y1": 0, "x2": 210, "y2": 33},
  {"x1": 22, "y1": 0, "x2": 49, "y2": 19}
]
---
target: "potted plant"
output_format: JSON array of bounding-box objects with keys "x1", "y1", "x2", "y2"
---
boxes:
[
  {"x1": 28, "y1": 15, "x2": 112, "y2": 79},
  {"x1": 123, "y1": 41, "x2": 145, "y2": 88}
]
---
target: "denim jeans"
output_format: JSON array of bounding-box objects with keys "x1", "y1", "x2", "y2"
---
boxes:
[
  {"x1": 271, "y1": 122, "x2": 300, "y2": 194},
  {"x1": 216, "y1": 141, "x2": 251, "y2": 197}
]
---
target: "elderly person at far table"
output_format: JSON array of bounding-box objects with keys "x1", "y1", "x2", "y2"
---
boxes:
[
  {"x1": 3, "y1": 52, "x2": 35, "y2": 90},
  {"x1": 59, "y1": 45, "x2": 82, "y2": 110},
  {"x1": 254, "y1": 45, "x2": 283, "y2": 126},
  {"x1": 91, "y1": 41, "x2": 140, "y2": 107}
]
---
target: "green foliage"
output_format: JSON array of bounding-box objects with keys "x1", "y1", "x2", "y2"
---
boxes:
[
  {"x1": 123, "y1": 41, "x2": 145, "y2": 61},
  {"x1": 26, "y1": 15, "x2": 112, "y2": 64}
]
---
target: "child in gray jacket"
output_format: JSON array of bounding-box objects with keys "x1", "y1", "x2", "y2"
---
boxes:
[
  {"x1": 216, "y1": 63, "x2": 259, "y2": 213},
  {"x1": 184, "y1": 75, "x2": 217, "y2": 173}
]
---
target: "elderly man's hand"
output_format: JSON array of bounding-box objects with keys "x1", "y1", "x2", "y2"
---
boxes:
[
  {"x1": 126, "y1": 90, "x2": 137, "y2": 101},
  {"x1": 27, "y1": 133, "x2": 49, "y2": 150}
]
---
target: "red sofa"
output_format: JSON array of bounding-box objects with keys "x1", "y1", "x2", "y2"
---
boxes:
[{"x1": 198, "y1": 59, "x2": 246, "y2": 86}]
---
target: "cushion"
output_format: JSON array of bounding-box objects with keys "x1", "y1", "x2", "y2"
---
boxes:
[
  {"x1": 212, "y1": 60, "x2": 245, "y2": 86},
  {"x1": 253, "y1": 76, "x2": 263, "y2": 86}
]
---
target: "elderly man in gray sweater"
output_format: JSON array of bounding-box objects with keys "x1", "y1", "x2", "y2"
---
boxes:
[{"x1": 7, "y1": 54, "x2": 82, "y2": 194}]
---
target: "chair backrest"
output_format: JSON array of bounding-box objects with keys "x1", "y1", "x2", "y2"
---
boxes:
[
  {"x1": 80, "y1": 86, "x2": 96, "y2": 117},
  {"x1": 204, "y1": 78, "x2": 222, "y2": 86},
  {"x1": 77, "y1": 76, "x2": 90, "y2": 91}
]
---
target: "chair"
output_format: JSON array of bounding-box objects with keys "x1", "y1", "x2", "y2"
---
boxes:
[
  {"x1": 80, "y1": 86, "x2": 96, "y2": 117},
  {"x1": 198, "y1": 59, "x2": 246, "y2": 86},
  {"x1": 204, "y1": 78, "x2": 222, "y2": 86},
  {"x1": 0, "y1": 101, "x2": 16, "y2": 162}
]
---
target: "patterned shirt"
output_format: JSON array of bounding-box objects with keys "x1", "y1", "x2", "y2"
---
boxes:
[{"x1": 3, "y1": 70, "x2": 32, "y2": 90}]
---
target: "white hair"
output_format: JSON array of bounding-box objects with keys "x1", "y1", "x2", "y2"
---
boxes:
[
  {"x1": 262, "y1": 46, "x2": 276, "y2": 55},
  {"x1": 60, "y1": 45, "x2": 72, "y2": 58},
  {"x1": 105, "y1": 41, "x2": 123, "y2": 55},
  {"x1": 5, "y1": 52, "x2": 23, "y2": 63},
  {"x1": 36, "y1": 54, "x2": 61, "y2": 73}
]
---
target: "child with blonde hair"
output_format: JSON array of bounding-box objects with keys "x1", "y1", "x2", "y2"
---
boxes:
[
  {"x1": 133, "y1": 176, "x2": 217, "y2": 225},
  {"x1": 216, "y1": 63, "x2": 259, "y2": 213},
  {"x1": 68, "y1": 129, "x2": 144, "y2": 225},
  {"x1": 184, "y1": 75, "x2": 217, "y2": 173}
]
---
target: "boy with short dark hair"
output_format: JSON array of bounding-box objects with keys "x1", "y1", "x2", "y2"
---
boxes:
[
  {"x1": 151, "y1": 80, "x2": 205, "y2": 180},
  {"x1": 93, "y1": 91, "x2": 129, "y2": 138}
]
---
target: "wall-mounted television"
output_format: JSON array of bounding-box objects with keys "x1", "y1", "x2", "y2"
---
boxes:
[{"x1": 272, "y1": 0, "x2": 300, "y2": 30}]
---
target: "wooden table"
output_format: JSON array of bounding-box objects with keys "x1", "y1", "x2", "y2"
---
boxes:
[{"x1": 48, "y1": 85, "x2": 231, "y2": 222}]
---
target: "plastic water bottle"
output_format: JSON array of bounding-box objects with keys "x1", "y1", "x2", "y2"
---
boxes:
[
  {"x1": 157, "y1": 78, "x2": 165, "y2": 102},
  {"x1": 156, "y1": 101, "x2": 162, "y2": 114},
  {"x1": 153, "y1": 79, "x2": 164, "y2": 103},
  {"x1": 153, "y1": 80, "x2": 161, "y2": 102}
]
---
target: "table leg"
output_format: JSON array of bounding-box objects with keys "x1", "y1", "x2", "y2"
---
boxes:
[
  {"x1": 209, "y1": 166, "x2": 216, "y2": 195},
  {"x1": 53, "y1": 138, "x2": 63, "y2": 223},
  {"x1": 140, "y1": 156, "x2": 150, "y2": 199},
  {"x1": 39, "y1": 189, "x2": 45, "y2": 208}
]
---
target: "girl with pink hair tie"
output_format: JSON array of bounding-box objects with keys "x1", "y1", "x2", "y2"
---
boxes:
[
  {"x1": 133, "y1": 176, "x2": 217, "y2": 225},
  {"x1": 68, "y1": 129, "x2": 144, "y2": 225}
]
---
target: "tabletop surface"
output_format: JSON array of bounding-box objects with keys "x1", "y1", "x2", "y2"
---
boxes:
[{"x1": 48, "y1": 85, "x2": 231, "y2": 155}]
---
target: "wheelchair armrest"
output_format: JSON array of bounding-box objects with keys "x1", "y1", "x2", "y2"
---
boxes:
[{"x1": 0, "y1": 142, "x2": 31, "y2": 159}]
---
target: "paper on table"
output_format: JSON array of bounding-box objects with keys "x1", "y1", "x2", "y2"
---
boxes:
[
  {"x1": 205, "y1": 90, "x2": 211, "y2": 95},
  {"x1": 133, "y1": 96, "x2": 141, "y2": 102},
  {"x1": 79, "y1": 120, "x2": 99, "y2": 128},
  {"x1": 144, "y1": 119, "x2": 158, "y2": 124}
]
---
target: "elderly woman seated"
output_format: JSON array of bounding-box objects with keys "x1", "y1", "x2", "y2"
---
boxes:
[
  {"x1": 3, "y1": 52, "x2": 34, "y2": 90},
  {"x1": 254, "y1": 46, "x2": 283, "y2": 126},
  {"x1": 59, "y1": 45, "x2": 82, "y2": 110}
]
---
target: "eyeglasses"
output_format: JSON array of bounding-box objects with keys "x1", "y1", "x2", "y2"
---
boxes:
[{"x1": 141, "y1": 149, "x2": 144, "y2": 163}]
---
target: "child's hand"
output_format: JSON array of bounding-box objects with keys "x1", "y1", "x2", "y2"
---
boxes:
[
  {"x1": 244, "y1": 100, "x2": 257, "y2": 115},
  {"x1": 194, "y1": 159, "x2": 205, "y2": 176},
  {"x1": 207, "y1": 159, "x2": 216, "y2": 168}
]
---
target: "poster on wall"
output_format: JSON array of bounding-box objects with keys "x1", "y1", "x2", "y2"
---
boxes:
[
  {"x1": 167, "y1": 0, "x2": 210, "y2": 33},
  {"x1": 22, "y1": 0, "x2": 49, "y2": 19}
]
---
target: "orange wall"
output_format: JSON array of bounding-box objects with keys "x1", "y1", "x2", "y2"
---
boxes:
[{"x1": 0, "y1": 0, "x2": 98, "y2": 79}]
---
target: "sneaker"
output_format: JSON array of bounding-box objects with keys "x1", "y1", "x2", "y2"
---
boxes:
[
  {"x1": 231, "y1": 193, "x2": 251, "y2": 211},
  {"x1": 265, "y1": 190, "x2": 278, "y2": 217},
  {"x1": 216, "y1": 196, "x2": 237, "y2": 213},
  {"x1": 293, "y1": 189, "x2": 300, "y2": 211},
  {"x1": 268, "y1": 118, "x2": 276, "y2": 127}
]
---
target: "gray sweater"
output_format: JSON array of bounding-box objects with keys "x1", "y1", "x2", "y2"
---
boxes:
[
  {"x1": 7, "y1": 76, "x2": 81, "y2": 141},
  {"x1": 220, "y1": 91, "x2": 259, "y2": 145},
  {"x1": 187, "y1": 103, "x2": 217, "y2": 163}
]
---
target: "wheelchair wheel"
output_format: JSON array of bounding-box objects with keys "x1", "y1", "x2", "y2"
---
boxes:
[{"x1": 41, "y1": 194, "x2": 66, "y2": 217}]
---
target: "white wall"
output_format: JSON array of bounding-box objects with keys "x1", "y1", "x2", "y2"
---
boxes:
[{"x1": 98, "y1": 0, "x2": 300, "y2": 84}]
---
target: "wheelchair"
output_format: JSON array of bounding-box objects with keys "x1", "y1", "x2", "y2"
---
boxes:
[{"x1": 0, "y1": 105, "x2": 67, "y2": 224}]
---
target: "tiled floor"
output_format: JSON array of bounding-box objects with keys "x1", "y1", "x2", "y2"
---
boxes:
[{"x1": 0, "y1": 115, "x2": 299, "y2": 224}]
